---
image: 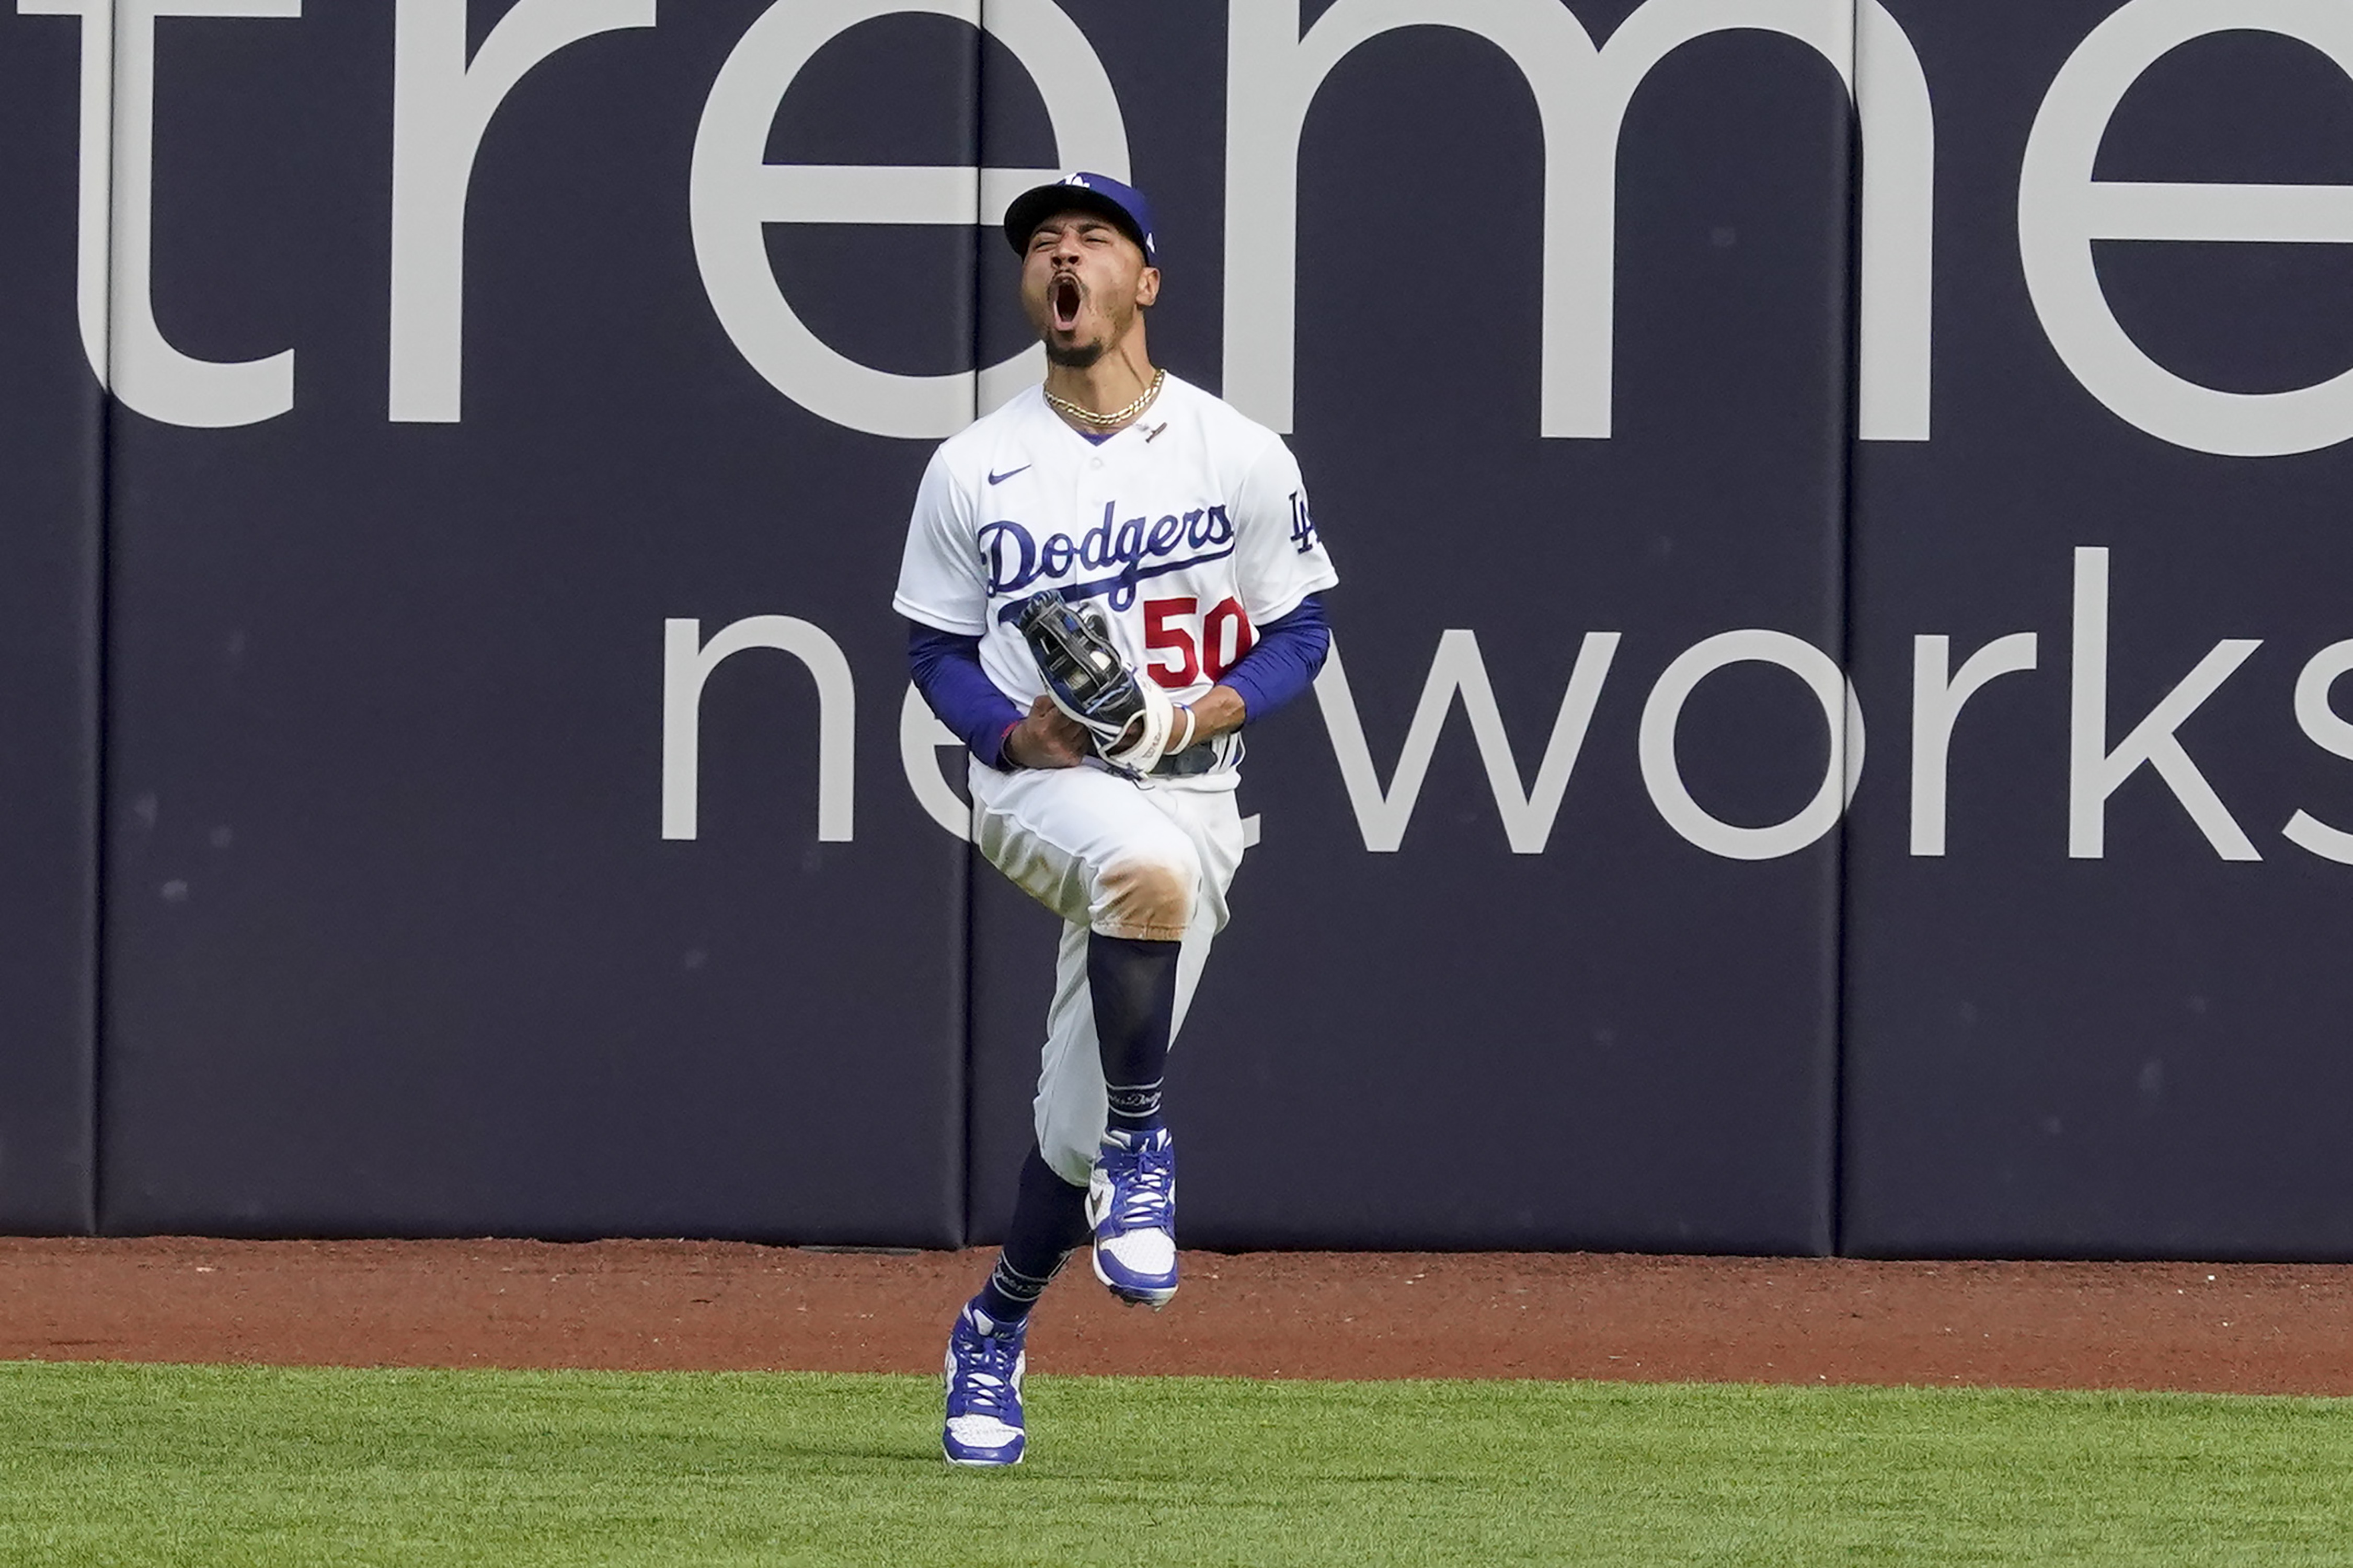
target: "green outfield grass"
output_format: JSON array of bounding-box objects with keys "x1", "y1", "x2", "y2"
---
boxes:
[{"x1": 0, "y1": 1363, "x2": 2346, "y2": 1566}]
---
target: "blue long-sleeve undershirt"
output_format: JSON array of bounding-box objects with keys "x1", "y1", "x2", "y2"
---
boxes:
[
  {"x1": 906, "y1": 594, "x2": 1332, "y2": 769},
  {"x1": 1219, "y1": 595, "x2": 1329, "y2": 723},
  {"x1": 907, "y1": 625, "x2": 1028, "y2": 769}
]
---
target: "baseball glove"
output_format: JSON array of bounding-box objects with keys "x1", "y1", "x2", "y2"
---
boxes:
[{"x1": 1013, "y1": 589, "x2": 1181, "y2": 777}]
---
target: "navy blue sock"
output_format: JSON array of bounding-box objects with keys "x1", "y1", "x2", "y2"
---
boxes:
[
  {"x1": 1087, "y1": 933, "x2": 1180, "y2": 1134},
  {"x1": 974, "y1": 1147, "x2": 1093, "y2": 1327}
]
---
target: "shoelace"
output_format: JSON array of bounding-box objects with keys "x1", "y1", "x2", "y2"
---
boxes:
[
  {"x1": 953, "y1": 1325, "x2": 1021, "y2": 1418},
  {"x1": 1105, "y1": 1143, "x2": 1174, "y2": 1231}
]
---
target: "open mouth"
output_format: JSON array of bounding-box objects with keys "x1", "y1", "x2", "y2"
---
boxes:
[{"x1": 1051, "y1": 274, "x2": 1084, "y2": 333}]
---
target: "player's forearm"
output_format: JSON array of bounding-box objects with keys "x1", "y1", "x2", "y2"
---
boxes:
[{"x1": 1186, "y1": 685, "x2": 1247, "y2": 745}]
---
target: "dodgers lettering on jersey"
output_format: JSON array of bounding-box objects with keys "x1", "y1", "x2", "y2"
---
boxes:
[
  {"x1": 978, "y1": 502, "x2": 1237, "y2": 613},
  {"x1": 894, "y1": 374, "x2": 1338, "y2": 728}
]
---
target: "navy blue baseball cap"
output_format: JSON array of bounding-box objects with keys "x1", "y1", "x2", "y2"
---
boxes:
[{"x1": 1003, "y1": 172, "x2": 1157, "y2": 264}]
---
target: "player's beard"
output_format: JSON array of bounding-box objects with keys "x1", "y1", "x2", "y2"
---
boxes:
[{"x1": 1044, "y1": 337, "x2": 1107, "y2": 369}]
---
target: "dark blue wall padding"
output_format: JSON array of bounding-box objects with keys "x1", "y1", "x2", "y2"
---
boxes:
[
  {"x1": 1842, "y1": 2, "x2": 2353, "y2": 1258},
  {"x1": 97, "y1": 3, "x2": 967, "y2": 1241},
  {"x1": 60, "y1": 0, "x2": 2353, "y2": 1261},
  {"x1": 0, "y1": 11, "x2": 102, "y2": 1235},
  {"x1": 969, "y1": 2, "x2": 1854, "y2": 1252}
]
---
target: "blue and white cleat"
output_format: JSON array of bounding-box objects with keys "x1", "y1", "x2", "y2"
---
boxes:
[
  {"x1": 942, "y1": 1303, "x2": 1027, "y2": 1467},
  {"x1": 1088, "y1": 1126, "x2": 1178, "y2": 1308}
]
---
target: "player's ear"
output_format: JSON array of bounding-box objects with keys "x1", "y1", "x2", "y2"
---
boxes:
[{"x1": 1135, "y1": 266, "x2": 1161, "y2": 309}]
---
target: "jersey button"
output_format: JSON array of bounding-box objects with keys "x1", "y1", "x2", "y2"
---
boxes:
[{"x1": 1091, "y1": 457, "x2": 1104, "y2": 468}]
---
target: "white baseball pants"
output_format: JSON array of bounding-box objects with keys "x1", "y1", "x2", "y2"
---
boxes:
[{"x1": 969, "y1": 760, "x2": 1247, "y2": 1186}]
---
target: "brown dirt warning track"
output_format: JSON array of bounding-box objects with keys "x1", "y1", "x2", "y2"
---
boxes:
[{"x1": 4, "y1": 1239, "x2": 2350, "y2": 1394}]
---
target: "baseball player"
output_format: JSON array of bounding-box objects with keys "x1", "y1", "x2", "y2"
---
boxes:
[{"x1": 894, "y1": 172, "x2": 1337, "y2": 1467}]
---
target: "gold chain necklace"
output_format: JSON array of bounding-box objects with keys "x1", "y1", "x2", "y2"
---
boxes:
[{"x1": 1044, "y1": 367, "x2": 1165, "y2": 431}]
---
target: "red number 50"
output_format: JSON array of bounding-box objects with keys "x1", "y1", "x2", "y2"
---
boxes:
[{"x1": 1144, "y1": 595, "x2": 1256, "y2": 688}]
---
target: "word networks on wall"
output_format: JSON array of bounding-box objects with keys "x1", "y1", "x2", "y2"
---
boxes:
[{"x1": 664, "y1": 544, "x2": 2353, "y2": 867}]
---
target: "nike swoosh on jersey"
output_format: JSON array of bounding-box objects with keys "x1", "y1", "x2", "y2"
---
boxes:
[{"x1": 987, "y1": 465, "x2": 1031, "y2": 486}]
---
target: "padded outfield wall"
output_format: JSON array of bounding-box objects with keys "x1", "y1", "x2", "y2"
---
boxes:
[
  {"x1": 1, "y1": 0, "x2": 2347, "y2": 1256},
  {"x1": 0, "y1": 3, "x2": 102, "y2": 1234}
]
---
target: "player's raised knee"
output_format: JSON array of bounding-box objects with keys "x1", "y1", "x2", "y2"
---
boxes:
[{"x1": 1093, "y1": 843, "x2": 1199, "y2": 941}]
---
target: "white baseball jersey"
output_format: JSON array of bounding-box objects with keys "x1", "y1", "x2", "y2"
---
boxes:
[{"x1": 893, "y1": 373, "x2": 1339, "y2": 780}]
